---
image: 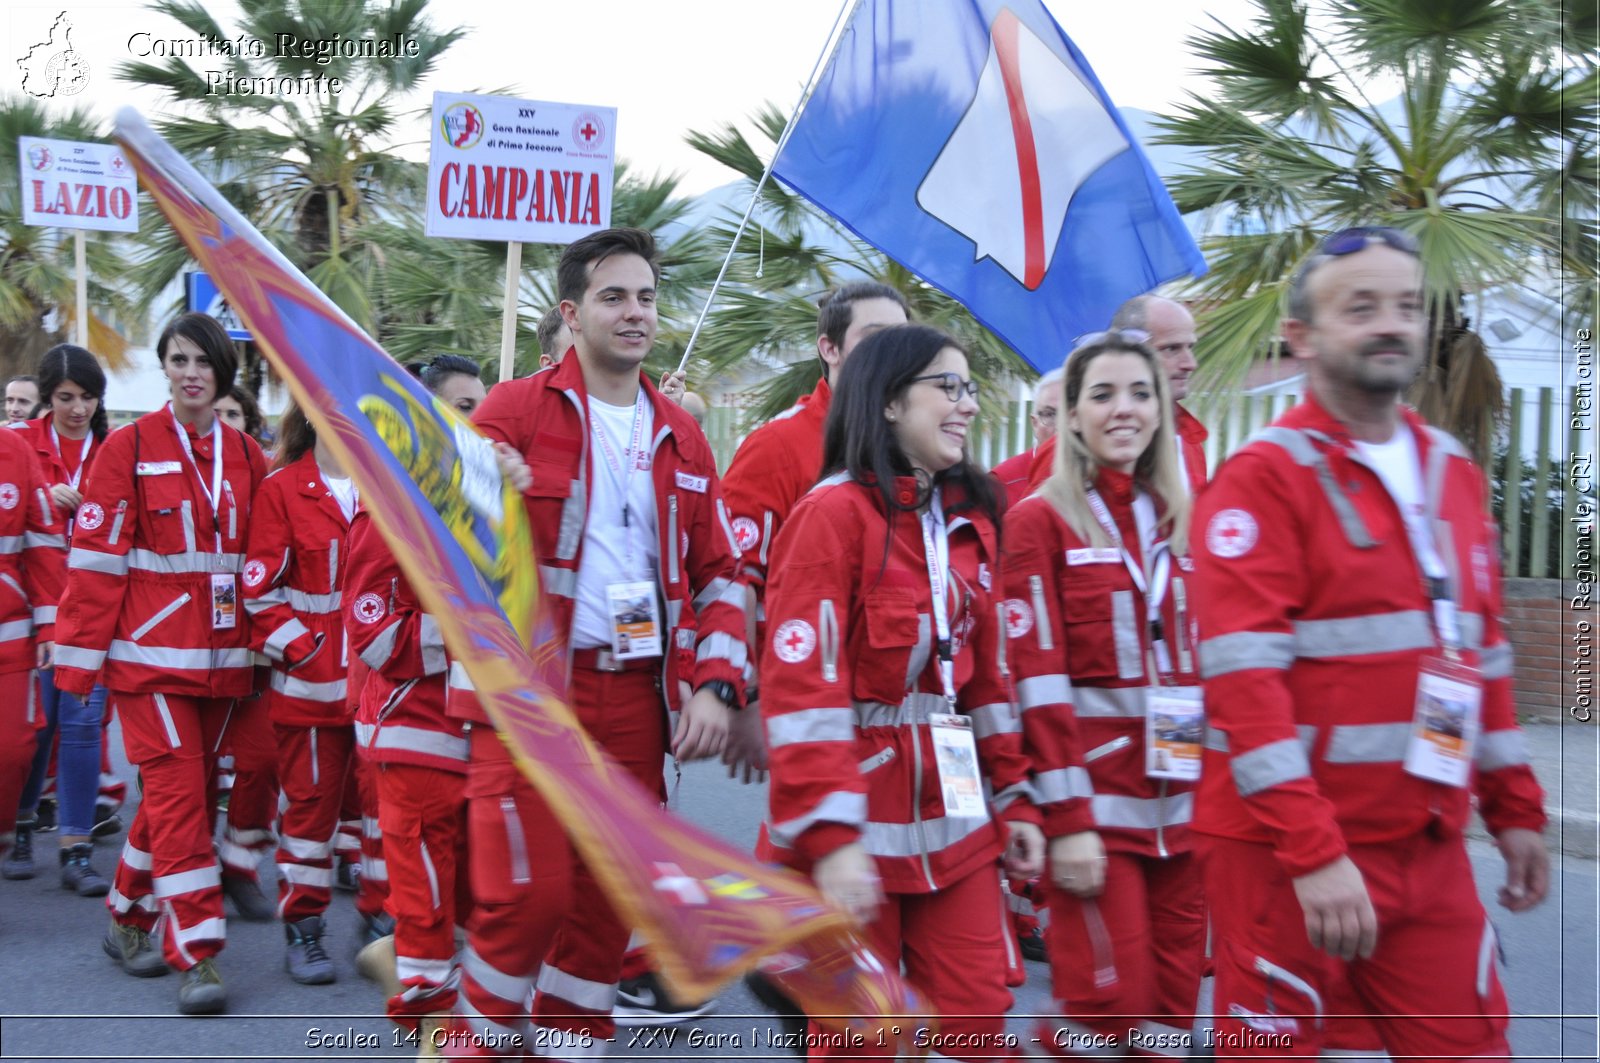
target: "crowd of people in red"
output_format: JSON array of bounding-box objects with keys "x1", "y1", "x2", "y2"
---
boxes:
[{"x1": 0, "y1": 225, "x2": 1550, "y2": 1062}]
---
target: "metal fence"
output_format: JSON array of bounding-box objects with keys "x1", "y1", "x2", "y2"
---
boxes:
[{"x1": 702, "y1": 385, "x2": 1580, "y2": 579}]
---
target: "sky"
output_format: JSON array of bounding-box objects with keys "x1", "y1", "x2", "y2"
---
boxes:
[{"x1": 7, "y1": 0, "x2": 1263, "y2": 194}]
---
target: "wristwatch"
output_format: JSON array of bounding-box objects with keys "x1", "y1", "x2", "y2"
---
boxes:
[{"x1": 697, "y1": 679, "x2": 738, "y2": 710}]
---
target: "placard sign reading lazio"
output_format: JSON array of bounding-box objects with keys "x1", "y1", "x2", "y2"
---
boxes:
[
  {"x1": 18, "y1": 136, "x2": 139, "y2": 233},
  {"x1": 425, "y1": 91, "x2": 616, "y2": 244}
]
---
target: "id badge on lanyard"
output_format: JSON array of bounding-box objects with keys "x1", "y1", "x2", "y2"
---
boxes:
[
  {"x1": 1403, "y1": 654, "x2": 1481, "y2": 787},
  {"x1": 1145, "y1": 687, "x2": 1204, "y2": 781},
  {"x1": 592, "y1": 397, "x2": 661, "y2": 659},
  {"x1": 929, "y1": 713, "x2": 986, "y2": 817},
  {"x1": 171, "y1": 407, "x2": 231, "y2": 630}
]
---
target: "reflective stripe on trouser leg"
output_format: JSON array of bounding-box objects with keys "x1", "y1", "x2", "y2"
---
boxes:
[
  {"x1": 272, "y1": 722, "x2": 352, "y2": 921},
  {"x1": 108, "y1": 816, "x2": 160, "y2": 931},
  {"x1": 352, "y1": 756, "x2": 389, "y2": 917}
]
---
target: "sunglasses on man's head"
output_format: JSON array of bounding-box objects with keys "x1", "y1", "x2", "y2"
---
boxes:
[
  {"x1": 1072, "y1": 327, "x2": 1150, "y2": 348},
  {"x1": 1315, "y1": 226, "x2": 1420, "y2": 258}
]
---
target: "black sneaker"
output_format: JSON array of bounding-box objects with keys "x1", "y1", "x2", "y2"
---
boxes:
[
  {"x1": 60, "y1": 842, "x2": 111, "y2": 897},
  {"x1": 613, "y1": 970, "x2": 716, "y2": 1027},
  {"x1": 91, "y1": 802, "x2": 124, "y2": 840},
  {"x1": 1019, "y1": 925, "x2": 1048, "y2": 963},
  {"x1": 222, "y1": 873, "x2": 276, "y2": 922},
  {"x1": 103, "y1": 922, "x2": 171, "y2": 978},
  {"x1": 176, "y1": 957, "x2": 226, "y2": 1015},
  {"x1": 2, "y1": 819, "x2": 36, "y2": 880},
  {"x1": 34, "y1": 797, "x2": 57, "y2": 833},
  {"x1": 284, "y1": 915, "x2": 336, "y2": 985}
]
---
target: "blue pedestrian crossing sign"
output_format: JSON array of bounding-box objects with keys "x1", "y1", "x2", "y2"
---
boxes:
[{"x1": 185, "y1": 271, "x2": 251, "y2": 341}]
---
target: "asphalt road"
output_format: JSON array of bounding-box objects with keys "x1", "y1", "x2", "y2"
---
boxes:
[{"x1": 0, "y1": 747, "x2": 1596, "y2": 1062}]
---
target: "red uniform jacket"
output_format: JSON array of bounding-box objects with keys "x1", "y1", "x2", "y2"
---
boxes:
[
  {"x1": 242, "y1": 452, "x2": 354, "y2": 727},
  {"x1": 720, "y1": 377, "x2": 831, "y2": 601},
  {"x1": 344, "y1": 508, "x2": 467, "y2": 774},
  {"x1": 54, "y1": 407, "x2": 267, "y2": 698},
  {"x1": 1003, "y1": 471, "x2": 1200, "y2": 858},
  {"x1": 0, "y1": 428, "x2": 66, "y2": 673},
  {"x1": 468, "y1": 357, "x2": 748, "y2": 720},
  {"x1": 761, "y1": 473, "x2": 1039, "y2": 894},
  {"x1": 1029, "y1": 404, "x2": 1209, "y2": 495},
  {"x1": 990, "y1": 447, "x2": 1037, "y2": 509},
  {"x1": 1190, "y1": 398, "x2": 1546, "y2": 877},
  {"x1": 19, "y1": 415, "x2": 102, "y2": 506}
]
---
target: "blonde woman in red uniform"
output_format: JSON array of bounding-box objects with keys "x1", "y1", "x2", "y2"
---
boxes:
[
  {"x1": 241, "y1": 402, "x2": 358, "y2": 984},
  {"x1": 54, "y1": 312, "x2": 268, "y2": 1015},
  {"x1": 1004, "y1": 331, "x2": 1203, "y2": 1057}
]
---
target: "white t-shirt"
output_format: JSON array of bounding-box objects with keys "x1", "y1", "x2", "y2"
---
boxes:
[
  {"x1": 571, "y1": 395, "x2": 661, "y2": 649},
  {"x1": 323, "y1": 472, "x2": 358, "y2": 522},
  {"x1": 1354, "y1": 425, "x2": 1445, "y2": 581}
]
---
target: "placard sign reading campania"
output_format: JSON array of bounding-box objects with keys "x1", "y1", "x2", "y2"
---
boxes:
[
  {"x1": 425, "y1": 91, "x2": 617, "y2": 243},
  {"x1": 18, "y1": 137, "x2": 140, "y2": 233}
]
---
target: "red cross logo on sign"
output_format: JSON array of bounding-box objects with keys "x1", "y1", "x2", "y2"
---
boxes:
[
  {"x1": 1206, "y1": 508, "x2": 1259, "y2": 559},
  {"x1": 572, "y1": 113, "x2": 606, "y2": 151},
  {"x1": 772, "y1": 619, "x2": 816, "y2": 664}
]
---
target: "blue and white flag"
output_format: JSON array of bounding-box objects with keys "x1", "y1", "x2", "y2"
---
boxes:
[{"x1": 773, "y1": 0, "x2": 1206, "y2": 373}]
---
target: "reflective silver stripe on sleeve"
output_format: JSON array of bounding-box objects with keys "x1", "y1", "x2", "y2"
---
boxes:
[
  {"x1": 1016, "y1": 673, "x2": 1072, "y2": 711},
  {"x1": 1323, "y1": 722, "x2": 1412, "y2": 764},
  {"x1": 32, "y1": 605, "x2": 55, "y2": 625},
  {"x1": 1231, "y1": 738, "x2": 1313, "y2": 796},
  {"x1": 1206, "y1": 724, "x2": 1319, "y2": 755},
  {"x1": 968, "y1": 701, "x2": 1021, "y2": 739},
  {"x1": 53, "y1": 644, "x2": 106, "y2": 670},
  {"x1": 359, "y1": 619, "x2": 403, "y2": 669},
  {"x1": 24, "y1": 531, "x2": 65, "y2": 550},
  {"x1": 0, "y1": 618, "x2": 33, "y2": 641},
  {"x1": 766, "y1": 707, "x2": 856, "y2": 749},
  {"x1": 448, "y1": 660, "x2": 475, "y2": 691},
  {"x1": 862, "y1": 811, "x2": 993, "y2": 858},
  {"x1": 244, "y1": 583, "x2": 292, "y2": 617},
  {"x1": 1476, "y1": 729, "x2": 1530, "y2": 771},
  {"x1": 1091, "y1": 791, "x2": 1193, "y2": 830},
  {"x1": 1035, "y1": 766, "x2": 1093, "y2": 802},
  {"x1": 692, "y1": 576, "x2": 740, "y2": 612},
  {"x1": 419, "y1": 614, "x2": 447, "y2": 676},
  {"x1": 538, "y1": 564, "x2": 576, "y2": 599},
  {"x1": 768, "y1": 790, "x2": 867, "y2": 849},
  {"x1": 1073, "y1": 686, "x2": 1149, "y2": 718},
  {"x1": 69, "y1": 547, "x2": 129, "y2": 576},
  {"x1": 695, "y1": 630, "x2": 748, "y2": 672},
  {"x1": 1200, "y1": 631, "x2": 1295, "y2": 678},
  {"x1": 1112, "y1": 589, "x2": 1142, "y2": 679},
  {"x1": 1479, "y1": 641, "x2": 1513, "y2": 680},
  {"x1": 264, "y1": 617, "x2": 312, "y2": 661},
  {"x1": 0, "y1": 534, "x2": 19, "y2": 551},
  {"x1": 269, "y1": 670, "x2": 348, "y2": 703}
]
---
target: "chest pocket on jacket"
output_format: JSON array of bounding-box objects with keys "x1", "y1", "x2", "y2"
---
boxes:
[
  {"x1": 1058, "y1": 569, "x2": 1122, "y2": 679},
  {"x1": 857, "y1": 587, "x2": 922, "y2": 704},
  {"x1": 525, "y1": 459, "x2": 581, "y2": 562},
  {"x1": 138, "y1": 475, "x2": 193, "y2": 554}
]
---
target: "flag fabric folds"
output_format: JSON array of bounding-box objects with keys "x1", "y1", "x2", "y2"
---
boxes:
[
  {"x1": 113, "y1": 108, "x2": 921, "y2": 1034},
  {"x1": 772, "y1": 0, "x2": 1207, "y2": 374}
]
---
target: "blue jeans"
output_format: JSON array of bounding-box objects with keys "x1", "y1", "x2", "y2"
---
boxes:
[{"x1": 20, "y1": 671, "x2": 107, "y2": 836}]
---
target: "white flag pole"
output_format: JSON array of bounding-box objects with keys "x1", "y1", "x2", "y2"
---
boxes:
[
  {"x1": 499, "y1": 240, "x2": 523, "y2": 382},
  {"x1": 74, "y1": 229, "x2": 88, "y2": 346},
  {"x1": 674, "y1": 0, "x2": 863, "y2": 376}
]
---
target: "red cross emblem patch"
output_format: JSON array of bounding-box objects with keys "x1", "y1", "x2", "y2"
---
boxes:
[
  {"x1": 772, "y1": 619, "x2": 817, "y2": 664},
  {"x1": 1206, "y1": 508, "x2": 1259, "y2": 559}
]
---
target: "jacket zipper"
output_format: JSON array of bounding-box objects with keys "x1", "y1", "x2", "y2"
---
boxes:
[
  {"x1": 1029, "y1": 574, "x2": 1054, "y2": 650},
  {"x1": 107, "y1": 500, "x2": 128, "y2": 545},
  {"x1": 910, "y1": 714, "x2": 935, "y2": 890},
  {"x1": 1156, "y1": 778, "x2": 1169, "y2": 858},
  {"x1": 328, "y1": 539, "x2": 339, "y2": 591},
  {"x1": 819, "y1": 599, "x2": 839, "y2": 683},
  {"x1": 499, "y1": 797, "x2": 531, "y2": 885},
  {"x1": 223, "y1": 480, "x2": 236, "y2": 542},
  {"x1": 1085, "y1": 735, "x2": 1132, "y2": 762},
  {"x1": 667, "y1": 494, "x2": 680, "y2": 585},
  {"x1": 130, "y1": 592, "x2": 192, "y2": 641},
  {"x1": 993, "y1": 602, "x2": 1009, "y2": 678},
  {"x1": 1173, "y1": 577, "x2": 1192, "y2": 675}
]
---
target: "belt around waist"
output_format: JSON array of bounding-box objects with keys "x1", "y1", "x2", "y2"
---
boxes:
[{"x1": 571, "y1": 647, "x2": 662, "y2": 673}]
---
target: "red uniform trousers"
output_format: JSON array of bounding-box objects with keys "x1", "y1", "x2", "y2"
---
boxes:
[
  {"x1": 450, "y1": 665, "x2": 665, "y2": 1060},
  {"x1": 109, "y1": 692, "x2": 237, "y2": 970},
  {"x1": 273, "y1": 722, "x2": 354, "y2": 920},
  {"x1": 1038, "y1": 852, "x2": 1205, "y2": 1058},
  {"x1": 0, "y1": 671, "x2": 42, "y2": 850},
  {"x1": 218, "y1": 696, "x2": 278, "y2": 883},
  {"x1": 352, "y1": 754, "x2": 390, "y2": 918},
  {"x1": 335, "y1": 760, "x2": 362, "y2": 862},
  {"x1": 807, "y1": 864, "x2": 1016, "y2": 1062},
  {"x1": 376, "y1": 761, "x2": 471, "y2": 1021},
  {"x1": 1200, "y1": 833, "x2": 1510, "y2": 1061}
]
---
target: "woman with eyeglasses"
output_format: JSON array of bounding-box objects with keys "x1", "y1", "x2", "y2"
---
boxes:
[
  {"x1": 52, "y1": 312, "x2": 269, "y2": 1015},
  {"x1": 3, "y1": 345, "x2": 114, "y2": 895},
  {"x1": 1003, "y1": 331, "x2": 1204, "y2": 1054},
  {"x1": 760, "y1": 324, "x2": 1044, "y2": 1058}
]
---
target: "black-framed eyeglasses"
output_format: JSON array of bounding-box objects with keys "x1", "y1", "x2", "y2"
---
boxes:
[
  {"x1": 912, "y1": 372, "x2": 980, "y2": 402},
  {"x1": 1073, "y1": 327, "x2": 1151, "y2": 348},
  {"x1": 1315, "y1": 226, "x2": 1419, "y2": 258}
]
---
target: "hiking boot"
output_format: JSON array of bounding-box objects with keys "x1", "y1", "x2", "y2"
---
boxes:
[
  {"x1": 222, "y1": 873, "x2": 275, "y2": 922},
  {"x1": 284, "y1": 915, "x2": 335, "y2": 985},
  {"x1": 176, "y1": 957, "x2": 226, "y2": 1015},
  {"x1": 91, "y1": 802, "x2": 124, "y2": 840},
  {"x1": 1, "y1": 819, "x2": 36, "y2": 880},
  {"x1": 102, "y1": 922, "x2": 171, "y2": 978},
  {"x1": 60, "y1": 842, "x2": 111, "y2": 897},
  {"x1": 34, "y1": 797, "x2": 56, "y2": 833},
  {"x1": 613, "y1": 970, "x2": 716, "y2": 1027}
]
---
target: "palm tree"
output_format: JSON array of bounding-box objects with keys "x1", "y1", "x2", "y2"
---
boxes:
[
  {"x1": 116, "y1": 0, "x2": 464, "y2": 330},
  {"x1": 1155, "y1": 0, "x2": 1594, "y2": 463},
  {"x1": 0, "y1": 96, "x2": 136, "y2": 378},
  {"x1": 682, "y1": 104, "x2": 1036, "y2": 426}
]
